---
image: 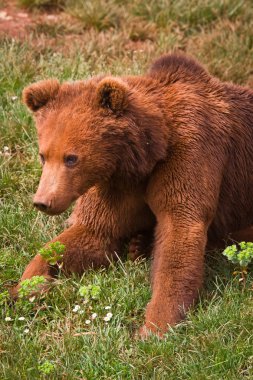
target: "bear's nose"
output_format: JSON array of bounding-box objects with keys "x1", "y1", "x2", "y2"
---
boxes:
[{"x1": 33, "y1": 201, "x2": 50, "y2": 212}]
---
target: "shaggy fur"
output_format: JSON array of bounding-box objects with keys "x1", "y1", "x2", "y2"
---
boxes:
[{"x1": 14, "y1": 53, "x2": 253, "y2": 337}]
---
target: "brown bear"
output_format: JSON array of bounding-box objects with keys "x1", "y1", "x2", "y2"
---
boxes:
[{"x1": 14, "y1": 53, "x2": 253, "y2": 337}]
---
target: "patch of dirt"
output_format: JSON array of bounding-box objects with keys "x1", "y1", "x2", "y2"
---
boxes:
[
  {"x1": 0, "y1": 6, "x2": 33, "y2": 39},
  {"x1": 0, "y1": 0, "x2": 77, "y2": 42}
]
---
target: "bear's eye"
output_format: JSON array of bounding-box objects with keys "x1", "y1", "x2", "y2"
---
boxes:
[
  {"x1": 39, "y1": 153, "x2": 45, "y2": 165},
  {"x1": 64, "y1": 154, "x2": 78, "y2": 167}
]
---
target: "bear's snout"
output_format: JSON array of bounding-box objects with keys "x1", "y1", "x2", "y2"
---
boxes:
[
  {"x1": 33, "y1": 189, "x2": 75, "y2": 215},
  {"x1": 33, "y1": 198, "x2": 64, "y2": 215},
  {"x1": 33, "y1": 201, "x2": 50, "y2": 213}
]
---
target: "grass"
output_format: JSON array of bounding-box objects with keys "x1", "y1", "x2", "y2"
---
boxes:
[
  {"x1": 0, "y1": 0, "x2": 253, "y2": 379},
  {"x1": 18, "y1": 0, "x2": 64, "y2": 10}
]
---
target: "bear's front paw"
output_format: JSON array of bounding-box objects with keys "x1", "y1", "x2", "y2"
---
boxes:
[
  {"x1": 137, "y1": 324, "x2": 164, "y2": 340},
  {"x1": 139, "y1": 300, "x2": 184, "y2": 339},
  {"x1": 9, "y1": 277, "x2": 53, "y2": 301}
]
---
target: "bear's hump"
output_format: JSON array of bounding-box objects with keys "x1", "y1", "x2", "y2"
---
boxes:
[{"x1": 148, "y1": 53, "x2": 210, "y2": 84}]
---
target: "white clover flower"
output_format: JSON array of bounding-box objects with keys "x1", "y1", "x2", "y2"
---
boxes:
[
  {"x1": 1, "y1": 146, "x2": 11, "y2": 157},
  {"x1": 104, "y1": 306, "x2": 111, "y2": 310},
  {"x1": 5, "y1": 316, "x2": 12, "y2": 322},
  {"x1": 103, "y1": 312, "x2": 113, "y2": 322},
  {"x1": 72, "y1": 305, "x2": 80, "y2": 312},
  {"x1": 91, "y1": 313, "x2": 97, "y2": 320},
  {"x1": 11, "y1": 96, "x2": 18, "y2": 101},
  {"x1": 79, "y1": 310, "x2": 84, "y2": 315},
  {"x1": 18, "y1": 317, "x2": 25, "y2": 321},
  {"x1": 85, "y1": 319, "x2": 91, "y2": 325},
  {"x1": 24, "y1": 328, "x2": 29, "y2": 334}
]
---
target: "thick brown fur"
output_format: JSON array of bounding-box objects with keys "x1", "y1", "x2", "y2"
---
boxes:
[{"x1": 15, "y1": 53, "x2": 253, "y2": 337}]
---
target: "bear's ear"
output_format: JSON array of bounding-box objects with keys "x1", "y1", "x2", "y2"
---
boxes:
[
  {"x1": 22, "y1": 79, "x2": 60, "y2": 112},
  {"x1": 96, "y1": 77, "x2": 129, "y2": 113}
]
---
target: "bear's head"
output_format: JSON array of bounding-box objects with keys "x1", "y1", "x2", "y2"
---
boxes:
[{"x1": 23, "y1": 76, "x2": 167, "y2": 215}]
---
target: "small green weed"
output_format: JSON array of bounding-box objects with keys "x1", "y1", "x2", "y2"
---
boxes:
[
  {"x1": 0, "y1": 290, "x2": 9, "y2": 306},
  {"x1": 223, "y1": 241, "x2": 253, "y2": 267},
  {"x1": 38, "y1": 360, "x2": 55, "y2": 375},
  {"x1": 39, "y1": 241, "x2": 65, "y2": 265},
  {"x1": 18, "y1": 275, "x2": 46, "y2": 298},
  {"x1": 79, "y1": 284, "x2": 101, "y2": 300},
  {"x1": 223, "y1": 241, "x2": 253, "y2": 285}
]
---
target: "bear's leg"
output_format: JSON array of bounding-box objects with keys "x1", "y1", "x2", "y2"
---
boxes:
[
  {"x1": 53, "y1": 225, "x2": 121, "y2": 274},
  {"x1": 11, "y1": 224, "x2": 121, "y2": 298},
  {"x1": 140, "y1": 217, "x2": 207, "y2": 338},
  {"x1": 207, "y1": 225, "x2": 253, "y2": 251}
]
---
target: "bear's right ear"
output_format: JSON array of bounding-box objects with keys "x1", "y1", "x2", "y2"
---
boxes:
[
  {"x1": 96, "y1": 77, "x2": 129, "y2": 114},
  {"x1": 22, "y1": 79, "x2": 60, "y2": 112}
]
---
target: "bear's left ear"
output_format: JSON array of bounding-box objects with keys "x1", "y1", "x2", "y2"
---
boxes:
[
  {"x1": 96, "y1": 77, "x2": 129, "y2": 113},
  {"x1": 22, "y1": 79, "x2": 60, "y2": 112}
]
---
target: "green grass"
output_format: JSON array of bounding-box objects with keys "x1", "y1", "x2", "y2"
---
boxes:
[{"x1": 1, "y1": 0, "x2": 253, "y2": 378}]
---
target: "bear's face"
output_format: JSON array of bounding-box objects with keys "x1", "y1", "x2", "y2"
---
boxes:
[{"x1": 23, "y1": 77, "x2": 139, "y2": 215}]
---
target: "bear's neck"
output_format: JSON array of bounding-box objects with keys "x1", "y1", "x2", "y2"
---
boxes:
[{"x1": 108, "y1": 76, "x2": 172, "y2": 184}]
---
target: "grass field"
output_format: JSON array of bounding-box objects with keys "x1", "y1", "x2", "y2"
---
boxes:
[{"x1": 0, "y1": 0, "x2": 253, "y2": 379}]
